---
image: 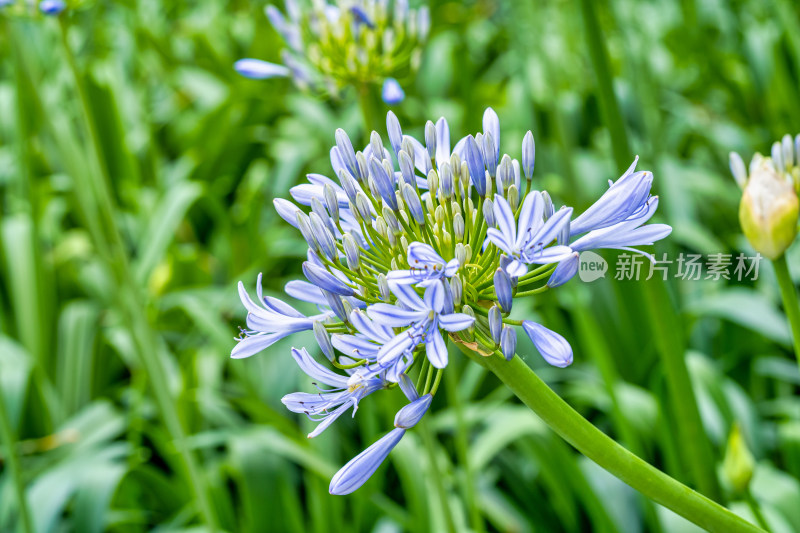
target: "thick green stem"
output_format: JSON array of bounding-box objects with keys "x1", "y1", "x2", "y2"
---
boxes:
[
  {"x1": 0, "y1": 391, "x2": 34, "y2": 533},
  {"x1": 772, "y1": 255, "x2": 800, "y2": 369},
  {"x1": 578, "y1": 0, "x2": 722, "y2": 501},
  {"x1": 458, "y1": 346, "x2": 762, "y2": 533}
]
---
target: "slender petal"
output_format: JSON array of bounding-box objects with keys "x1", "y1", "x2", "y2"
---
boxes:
[
  {"x1": 395, "y1": 394, "x2": 433, "y2": 428},
  {"x1": 234, "y1": 59, "x2": 290, "y2": 79},
  {"x1": 522, "y1": 321, "x2": 573, "y2": 367},
  {"x1": 329, "y1": 428, "x2": 406, "y2": 495}
]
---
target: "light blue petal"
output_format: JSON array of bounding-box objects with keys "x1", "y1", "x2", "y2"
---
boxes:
[
  {"x1": 493, "y1": 194, "x2": 516, "y2": 245},
  {"x1": 426, "y1": 329, "x2": 448, "y2": 368},
  {"x1": 302, "y1": 262, "x2": 354, "y2": 296},
  {"x1": 329, "y1": 428, "x2": 406, "y2": 495},
  {"x1": 423, "y1": 282, "x2": 445, "y2": 313},
  {"x1": 486, "y1": 228, "x2": 513, "y2": 255},
  {"x1": 438, "y1": 313, "x2": 475, "y2": 332},
  {"x1": 435, "y1": 117, "x2": 451, "y2": 168},
  {"x1": 368, "y1": 304, "x2": 425, "y2": 327},
  {"x1": 465, "y1": 135, "x2": 486, "y2": 196},
  {"x1": 515, "y1": 191, "x2": 544, "y2": 250},
  {"x1": 522, "y1": 321, "x2": 573, "y2": 367},
  {"x1": 234, "y1": 59, "x2": 290, "y2": 79},
  {"x1": 382, "y1": 78, "x2": 405, "y2": 105},
  {"x1": 291, "y1": 347, "x2": 350, "y2": 387},
  {"x1": 394, "y1": 394, "x2": 432, "y2": 428},
  {"x1": 547, "y1": 252, "x2": 580, "y2": 287}
]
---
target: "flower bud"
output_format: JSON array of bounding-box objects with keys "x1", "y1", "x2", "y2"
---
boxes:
[
  {"x1": 483, "y1": 198, "x2": 496, "y2": 227},
  {"x1": 370, "y1": 131, "x2": 385, "y2": 162},
  {"x1": 341, "y1": 298, "x2": 354, "y2": 319},
  {"x1": 323, "y1": 184, "x2": 340, "y2": 222},
  {"x1": 310, "y1": 212, "x2": 337, "y2": 259},
  {"x1": 739, "y1": 158, "x2": 799, "y2": 259},
  {"x1": 402, "y1": 184, "x2": 425, "y2": 224},
  {"x1": 507, "y1": 185, "x2": 520, "y2": 212},
  {"x1": 339, "y1": 170, "x2": 359, "y2": 205},
  {"x1": 482, "y1": 132, "x2": 497, "y2": 177},
  {"x1": 522, "y1": 130, "x2": 535, "y2": 180},
  {"x1": 434, "y1": 205, "x2": 445, "y2": 227},
  {"x1": 343, "y1": 233, "x2": 360, "y2": 270},
  {"x1": 542, "y1": 191, "x2": 555, "y2": 220},
  {"x1": 296, "y1": 212, "x2": 319, "y2": 252},
  {"x1": 723, "y1": 423, "x2": 755, "y2": 494},
  {"x1": 441, "y1": 230, "x2": 452, "y2": 250},
  {"x1": 374, "y1": 217, "x2": 389, "y2": 241},
  {"x1": 428, "y1": 169, "x2": 440, "y2": 198},
  {"x1": 401, "y1": 137, "x2": 415, "y2": 167},
  {"x1": 355, "y1": 152, "x2": 369, "y2": 186},
  {"x1": 377, "y1": 273, "x2": 391, "y2": 301},
  {"x1": 425, "y1": 120, "x2": 436, "y2": 162},
  {"x1": 322, "y1": 289, "x2": 348, "y2": 322},
  {"x1": 453, "y1": 212, "x2": 465, "y2": 241},
  {"x1": 355, "y1": 192, "x2": 373, "y2": 221},
  {"x1": 462, "y1": 305, "x2": 476, "y2": 334},
  {"x1": 501, "y1": 326, "x2": 517, "y2": 361},
  {"x1": 455, "y1": 243, "x2": 467, "y2": 266},
  {"x1": 439, "y1": 162, "x2": 453, "y2": 200},
  {"x1": 489, "y1": 306, "x2": 502, "y2": 344},
  {"x1": 450, "y1": 275, "x2": 462, "y2": 306},
  {"x1": 399, "y1": 150, "x2": 416, "y2": 189},
  {"x1": 313, "y1": 321, "x2": 335, "y2": 361},
  {"x1": 383, "y1": 207, "x2": 401, "y2": 234},
  {"x1": 494, "y1": 268, "x2": 513, "y2": 311}
]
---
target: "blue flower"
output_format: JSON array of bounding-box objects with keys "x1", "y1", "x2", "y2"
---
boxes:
[
  {"x1": 233, "y1": 109, "x2": 673, "y2": 494},
  {"x1": 387, "y1": 242, "x2": 460, "y2": 287},
  {"x1": 282, "y1": 348, "x2": 386, "y2": 438},
  {"x1": 382, "y1": 78, "x2": 405, "y2": 105},
  {"x1": 368, "y1": 282, "x2": 475, "y2": 369},
  {"x1": 569, "y1": 158, "x2": 652, "y2": 236},
  {"x1": 332, "y1": 310, "x2": 415, "y2": 382},
  {"x1": 234, "y1": 58, "x2": 290, "y2": 79},
  {"x1": 233, "y1": 275, "x2": 333, "y2": 359},
  {"x1": 486, "y1": 193, "x2": 574, "y2": 277},
  {"x1": 39, "y1": 0, "x2": 65, "y2": 14}
]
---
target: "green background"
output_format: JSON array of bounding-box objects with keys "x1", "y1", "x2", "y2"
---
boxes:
[{"x1": 2, "y1": 0, "x2": 800, "y2": 531}]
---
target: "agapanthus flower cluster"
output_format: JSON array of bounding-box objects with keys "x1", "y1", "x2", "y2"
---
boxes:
[
  {"x1": 233, "y1": 109, "x2": 671, "y2": 494},
  {"x1": 730, "y1": 134, "x2": 800, "y2": 259},
  {"x1": 235, "y1": 0, "x2": 429, "y2": 104},
  {"x1": 0, "y1": 0, "x2": 65, "y2": 14}
]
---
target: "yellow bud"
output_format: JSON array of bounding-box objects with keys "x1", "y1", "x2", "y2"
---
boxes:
[
  {"x1": 723, "y1": 423, "x2": 755, "y2": 493},
  {"x1": 739, "y1": 158, "x2": 799, "y2": 259}
]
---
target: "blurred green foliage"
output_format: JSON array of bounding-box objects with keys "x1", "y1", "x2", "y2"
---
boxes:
[{"x1": 1, "y1": 0, "x2": 800, "y2": 532}]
